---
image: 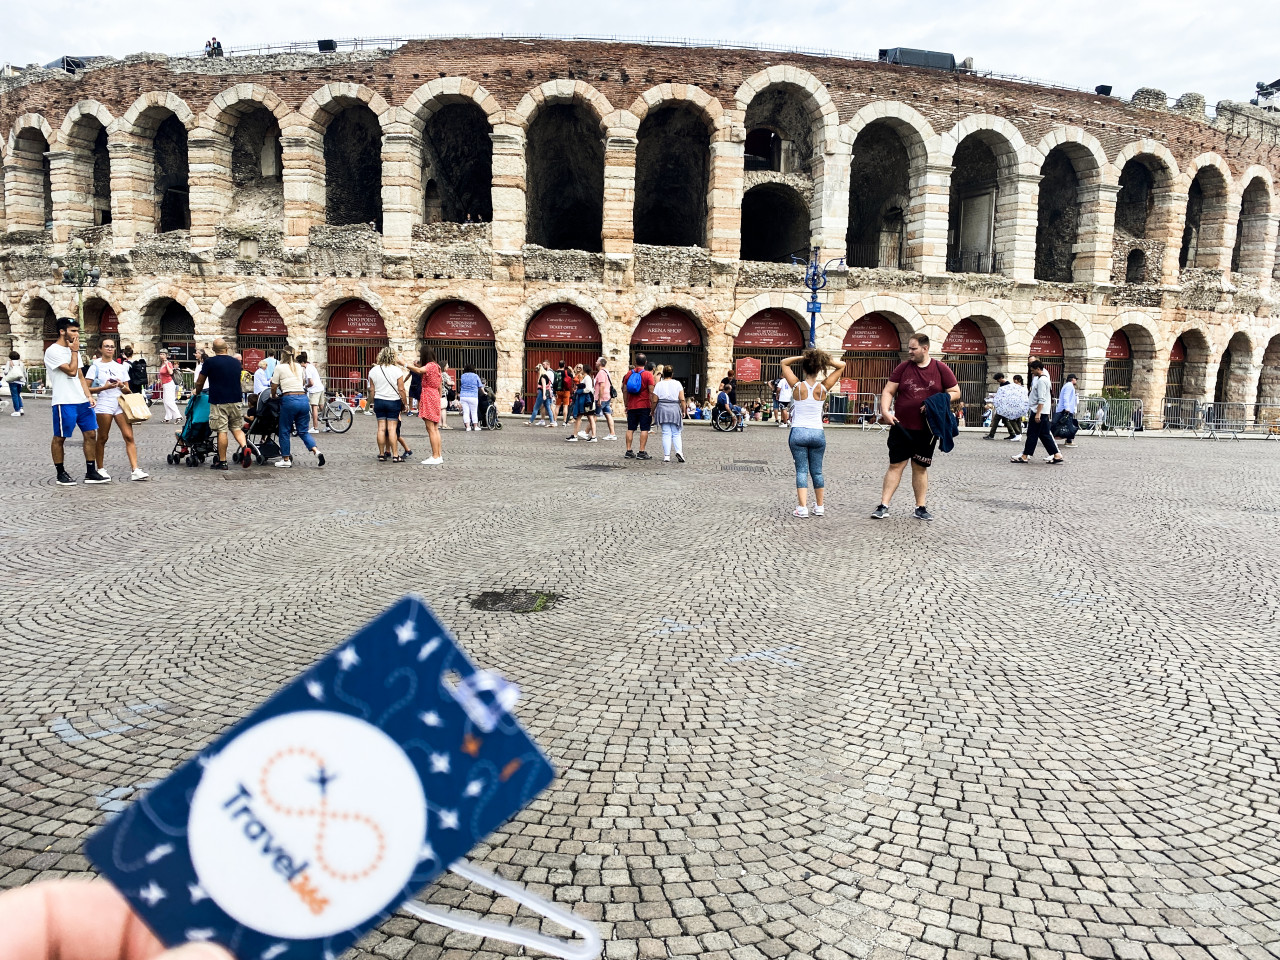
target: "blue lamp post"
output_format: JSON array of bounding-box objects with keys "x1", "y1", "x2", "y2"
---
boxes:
[{"x1": 794, "y1": 246, "x2": 845, "y2": 348}]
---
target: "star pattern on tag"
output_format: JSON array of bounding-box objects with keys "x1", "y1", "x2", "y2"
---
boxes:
[
  {"x1": 305, "y1": 679, "x2": 325, "y2": 701},
  {"x1": 138, "y1": 881, "x2": 166, "y2": 906},
  {"x1": 430, "y1": 753, "x2": 450, "y2": 774},
  {"x1": 438, "y1": 809, "x2": 459, "y2": 830},
  {"x1": 419, "y1": 711, "x2": 442, "y2": 727},
  {"x1": 394, "y1": 620, "x2": 417, "y2": 645},
  {"x1": 188, "y1": 883, "x2": 208, "y2": 903},
  {"x1": 336, "y1": 646, "x2": 360, "y2": 671}
]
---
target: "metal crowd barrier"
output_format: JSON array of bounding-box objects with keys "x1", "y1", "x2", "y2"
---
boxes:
[
  {"x1": 1077, "y1": 396, "x2": 1143, "y2": 438},
  {"x1": 1160, "y1": 398, "x2": 1201, "y2": 433},
  {"x1": 1256, "y1": 404, "x2": 1280, "y2": 439},
  {"x1": 1199, "y1": 401, "x2": 1252, "y2": 440}
]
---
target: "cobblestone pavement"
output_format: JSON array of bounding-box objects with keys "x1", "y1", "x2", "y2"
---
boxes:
[{"x1": 1, "y1": 409, "x2": 1279, "y2": 960}]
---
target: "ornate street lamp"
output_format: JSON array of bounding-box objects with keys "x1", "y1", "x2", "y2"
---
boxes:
[
  {"x1": 793, "y1": 246, "x2": 845, "y2": 348},
  {"x1": 59, "y1": 236, "x2": 101, "y2": 324}
]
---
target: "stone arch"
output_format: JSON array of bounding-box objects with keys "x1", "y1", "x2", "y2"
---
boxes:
[
  {"x1": 210, "y1": 282, "x2": 303, "y2": 336},
  {"x1": 833, "y1": 295, "x2": 924, "y2": 349},
  {"x1": 196, "y1": 85, "x2": 290, "y2": 233},
  {"x1": 725, "y1": 291, "x2": 811, "y2": 339},
  {"x1": 402, "y1": 78, "x2": 502, "y2": 130},
  {"x1": 56, "y1": 101, "x2": 114, "y2": 148},
  {"x1": 7, "y1": 112, "x2": 56, "y2": 154},
  {"x1": 297, "y1": 83, "x2": 394, "y2": 131},
  {"x1": 56, "y1": 102, "x2": 115, "y2": 235},
  {"x1": 405, "y1": 83, "x2": 497, "y2": 227},
  {"x1": 202, "y1": 84, "x2": 292, "y2": 135},
  {"x1": 634, "y1": 96, "x2": 715, "y2": 248},
  {"x1": 1031, "y1": 128, "x2": 1109, "y2": 181},
  {"x1": 1230, "y1": 167, "x2": 1275, "y2": 279},
  {"x1": 1028, "y1": 304, "x2": 1098, "y2": 387},
  {"x1": 410, "y1": 287, "x2": 504, "y2": 340},
  {"x1": 523, "y1": 88, "x2": 608, "y2": 251},
  {"x1": 299, "y1": 86, "x2": 391, "y2": 231},
  {"x1": 734, "y1": 66, "x2": 840, "y2": 152},
  {"x1": 1032, "y1": 128, "x2": 1111, "y2": 283},
  {"x1": 1258, "y1": 333, "x2": 1280, "y2": 407},
  {"x1": 937, "y1": 115, "x2": 1032, "y2": 172},
  {"x1": 740, "y1": 181, "x2": 810, "y2": 263},
  {"x1": 936, "y1": 300, "x2": 1018, "y2": 358},
  {"x1": 513, "y1": 288, "x2": 610, "y2": 341},
  {"x1": 111, "y1": 93, "x2": 194, "y2": 235},
  {"x1": 1111, "y1": 140, "x2": 1181, "y2": 282},
  {"x1": 134, "y1": 283, "x2": 204, "y2": 327},
  {"x1": 18, "y1": 289, "x2": 59, "y2": 345},
  {"x1": 311, "y1": 281, "x2": 386, "y2": 325},
  {"x1": 514, "y1": 79, "x2": 614, "y2": 131},
  {"x1": 1104, "y1": 310, "x2": 1161, "y2": 403},
  {"x1": 1178, "y1": 152, "x2": 1234, "y2": 271},
  {"x1": 1215, "y1": 329, "x2": 1256, "y2": 404},
  {"x1": 6, "y1": 115, "x2": 56, "y2": 232},
  {"x1": 114, "y1": 92, "x2": 196, "y2": 139},
  {"x1": 631, "y1": 293, "x2": 718, "y2": 342},
  {"x1": 629, "y1": 84, "x2": 729, "y2": 139}
]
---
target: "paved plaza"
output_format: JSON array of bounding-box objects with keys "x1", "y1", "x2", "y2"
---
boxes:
[{"x1": 1, "y1": 410, "x2": 1279, "y2": 960}]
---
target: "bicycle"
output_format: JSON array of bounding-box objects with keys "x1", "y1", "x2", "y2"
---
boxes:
[{"x1": 319, "y1": 394, "x2": 354, "y2": 433}]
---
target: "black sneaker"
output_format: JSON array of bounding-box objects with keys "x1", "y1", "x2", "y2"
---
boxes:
[
  {"x1": 84, "y1": 468, "x2": 111, "y2": 484},
  {"x1": 636, "y1": 451, "x2": 651, "y2": 460},
  {"x1": 55, "y1": 470, "x2": 76, "y2": 486},
  {"x1": 624, "y1": 450, "x2": 635, "y2": 459},
  {"x1": 914, "y1": 506, "x2": 934, "y2": 522},
  {"x1": 870, "y1": 504, "x2": 889, "y2": 520},
  {"x1": 675, "y1": 452, "x2": 685, "y2": 463},
  {"x1": 316, "y1": 452, "x2": 326, "y2": 467},
  {"x1": 211, "y1": 460, "x2": 229, "y2": 471}
]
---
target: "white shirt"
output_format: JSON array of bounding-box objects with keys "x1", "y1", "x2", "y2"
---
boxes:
[
  {"x1": 654, "y1": 379, "x2": 682, "y2": 402},
  {"x1": 1056, "y1": 380, "x2": 1078, "y2": 414},
  {"x1": 44, "y1": 343, "x2": 88, "y2": 405},
  {"x1": 87, "y1": 358, "x2": 129, "y2": 406},
  {"x1": 252, "y1": 368, "x2": 271, "y2": 394},
  {"x1": 777, "y1": 380, "x2": 793, "y2": 403},
  {"x1": 368, "y1": 364, "x2": 404, "y2": 401},
  {"x1": 304, "y1": 362, "x2": 324, "y2": 395}
]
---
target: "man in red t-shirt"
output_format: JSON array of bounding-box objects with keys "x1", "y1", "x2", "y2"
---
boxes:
[
  {"x1": 623, "y1": 354, "x2": 657, "y2": 460},
  {"x1": 871, "y1": 333, "x2": 959, "y2": 522}
]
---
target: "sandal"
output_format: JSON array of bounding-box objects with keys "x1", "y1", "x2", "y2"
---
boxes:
[
  {"x1": 1010, "y1": 456, "x2": 1030, "y2": 463},
  {"x1": 401, "y1": 449, "x2": 412, "y2": 458},
  {"x1": 392, "y1": 456, "x2": 404, "y2": 463},
  {"x1": 1046, "y1": 457, "x2": 1065, "y2": 465},
  {"x1": 378, "y1": 453, "x2": 389, "y2": 462}
]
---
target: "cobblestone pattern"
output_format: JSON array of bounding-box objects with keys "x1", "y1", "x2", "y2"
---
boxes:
[{"x1": 0, "y1": 414, "x2": 1278, "y2": 960}]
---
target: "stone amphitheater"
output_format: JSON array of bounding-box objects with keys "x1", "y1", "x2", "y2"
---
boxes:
[{"x1": 2, "y1": 36, "x2": 1280, "y2": 420}]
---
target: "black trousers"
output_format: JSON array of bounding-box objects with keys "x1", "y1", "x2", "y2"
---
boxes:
[
  {"x1": 1022, "y1": 413, "x2": 1060, "y2": 457},
  {"x1": 986, "y1": 415, "x2": 1020, "y2": 438}
]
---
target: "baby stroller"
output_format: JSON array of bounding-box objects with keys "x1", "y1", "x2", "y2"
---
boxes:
[
  {"x1": 478, "y1": 383, "x2": 502, "y2": 430},
  {"x1": 167, "y1": 392, "x2": 215, "y2": 466},
  {"x1": 240, "y1": 393, "x2": 282, "y2": 465}
]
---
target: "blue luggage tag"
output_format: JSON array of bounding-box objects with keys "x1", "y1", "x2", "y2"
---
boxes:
[{"x1": 84, "y1": 595, "x2": 554, "y2": 960}]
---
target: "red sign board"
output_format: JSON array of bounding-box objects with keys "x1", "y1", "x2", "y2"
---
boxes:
[
  {"x1": 943, "y1": 318, "x2": 988, "y2": 355},
  {"x1": 99, "y1": 305, "x2": 119, "y2": 334},
  {"x1": 736, "y1": 310, "x2": 804, "y2": 348},
  {"x1": 842, "y1": 313, "x2": 900, "y2": 352},
  {"x1": 735, "y1": 356, "x2": 762, "y2": 382},
  {"x1": 239, "y1": 300, "x2": 288, "y2": 337},
  {"x1": 444, "y1": 367, "x2": 458, "y2": 387},
  {"x1": 1170, "y1": 337, "x2": 1186, "y2": 362},
  {"x1": 1030, "y1": 323, "x2": 1064, "y2": 357},
  {"x1": 241, "y1": 347, "x2": 265, "y2": 374},
  {"x1": 839, "y1": 378, "x2": 859, "y2": 395},
  {"x1": 328, "y1": 300, "x2": 388, "y2": 339},
  {"x1": 424, "y1": 301, "x2": 494, "y2": 341},
  {"x1": 526, "y1": 304, "x2": 601, "y2": 343},
  {"x1": 1106, "y1": 330, "x2": 1131, "y2": 360},
  {"x1": 632, "y1": 308, "x2": 702, "y2": 346}
]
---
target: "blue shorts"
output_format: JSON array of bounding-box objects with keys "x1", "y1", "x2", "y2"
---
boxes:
[
  {"x1": 53, "y1": 402, "x2": 97, "y2": 438},
  {"x1": 372, "y1": 398, "x2": 402, "y2": 421},
  {"x1": 597, "y1": 400, "x2": 612, "y2": 416}
]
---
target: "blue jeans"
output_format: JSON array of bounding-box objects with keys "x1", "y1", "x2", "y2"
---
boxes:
[
  {"x1": 279, "y1": 394, "x2": 316, "y2": 457},
  {"x1": 8, "y1": 382, "x2": 22, "y2": 413},
  {"x1": 529, "y1": 392, "x2": 553, "y2": 422},
  {"x1": 788, "y1": 427, "x2": 826, "y2": 489}
]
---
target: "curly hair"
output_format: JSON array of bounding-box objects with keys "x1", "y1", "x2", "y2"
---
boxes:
[{"x1": 800, "y1": 348, "x2": 835, "y2": 376}]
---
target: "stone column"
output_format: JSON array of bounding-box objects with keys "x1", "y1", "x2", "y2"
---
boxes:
[
  {"x1": 812, "y1": 145, "x2": 849, "y2": 263},
  {"x1": 188, "y1": 133, "x2": 233, "y2": 255},
  {"x1": 1135, "y1": 353, "x2": 1167, "y2": 429},
  {"x1": 488, "y1": 123, "x2": 527, "y2": 256},
  {"x1": 602, "y1": 130, "x2": 636, "y2": 258},
  {"x1": 496, "y1": 332, "x2": 524, "y2": 403},
  {"x1": 3, "y1": 141, "x2": 48, "y2": 232},
  {"x1": 1237, "y1": 212, "x2": 1278, "y2": 292},
  {"x1": 280, "y1": 128, "x2": 325, "y2": 252},
  {"x1": 1200, "y1": 194, "x2": 1235, "y2": 272},
  {"x1": 998, "y1": 173, "x2": 1040, "y2": 282},
  {"x1": 1155, "y1": 187, "x2": 1187, "y2": 284},
  {"x1": 1078, "y1": 355, "x2": 1108, "y2": 398},
  {"x1": 707, "y1": 137, "x2": 743, "y2": 262},
  {"x1": 910, "y1": 162, "x2": 952, "y2": 275},
  {"x1": 48, "y1": 149, "x2": 93, "y2": 248},
  {"x1": 107, "y1": 137, "x2": 156, "y2": 253},
  {"x1": 1074, "y1": 182, "x2": 1118, "y2": 284},
  {"x1": 381, "y1": 126, "x2": 423, "y2": 260}
]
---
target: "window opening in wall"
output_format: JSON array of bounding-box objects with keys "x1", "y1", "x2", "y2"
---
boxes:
[
  {"x1": 1034, "y1": 148, "x2": 1080, "y2": 283},
  {"x1": 420, "y1": 103, "x2": 493, "y2": 224},
  {"x1": 1103, "y1": 330, "x2": 1133, "y2": 393},
  {"x1": 846, "y1": 122, "x2": 909, "y2": 269},
  {"x1": 948, "y1": 136, "x2": 999, "y2": 274},
  {"x1": 325, "y1": 105, "x2": 383, "y2": 231},
  {"x1": 154, "y1": 115, "x2": 190, "y2": 232},
  {"x1": 740, "y1": 183, "x2": 809, "y2": 263},
  {"x1": 36, "y1": 301, "x2": 58, "y2": 350},
  {"x1": 159, "y1": 302, "x2": 196, "y2": 365},
  {"x1": 228, "y1": 107, "x2": 283, "y2": 228},
  {"x1": 634, "y1": 104, "x2": 710, "y2": 247},
  {"x1": 1180, "y1": 178, "x2": 1203, "y2": 269},
  {"x1": 744, "y1": 128, "x2": 783, "y2": 172},
  {"x1": 1179, "y1": 167, "x2": 1228, "y2": 271},
  {"x1": 92, "y1": 126, "x2": 111, "y2": 226},
  {"x1": 1258, "y1": 335, "x2": 1280, "y2": 411},
  {"x1": 1232, "y1": 177, "x2": 1270, "y2": 276},
  {"x1": 1213, "y1": 346, "x2": 1232, "y2": 403},
  {"x1": 743, "y1": 86, "x2": 813, "y2": 176},
  {"x1": 1115, "y1": 159, "x2": 1155, "y2": 238},
  {"x1": 1124, "y1": 249, "x2": 1146, "y2": 284},
  {"x1": 526, "y1": 103, "x2": 604, "y2": 252}
]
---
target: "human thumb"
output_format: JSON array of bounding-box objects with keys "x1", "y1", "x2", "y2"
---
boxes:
[{"x1": 158, "y1": 943, "x2": 236, "y2": 960}]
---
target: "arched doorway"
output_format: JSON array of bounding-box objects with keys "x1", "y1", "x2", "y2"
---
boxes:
[
  {"x1": 1030, "y1": 324, "x2": 1065, "y2": 394},
  {"x1": 840, "y1": 314, "x2": 902, "y2": 404},
  {"x1": 740, "y1": 183, "x2": 810, "y2": 263},
  {"x1": 423, "y1": 301, "x2": 497, "y2": 392},
  {"x1": 631, "y1": 308, "x2": 705, "y2": 397},
  {"x1": 523, "y1": 304, "x2": 603, "y2": 404},
  {"x1": 526, "y1": 104, "x2": 604, "y2": 252},
  {"x1": 1103, "y1": 330, "x2": 1133, "y2": 394},
  {"x1": 1164, "y1": 337, "x2": 1186, "y2": 399},
  {"x1": 732, "y1": 310, "x2": 805, "y2": 404},
  {"x1": 159, "y1": 302, "x2": 196, "y2": 368},
  {"x1": 326, "y1": 301, "x2": 388, "y2": 392},
  {"x1": 942, "y1": 319, "x2": 989, "y2": 424},
  {"x1": 237, "y1": 301, "x2": 289, "y2": 374},
  {"x1": 95, "y1": 305, "x2": 119, "y2": 352},
  {"x1": 38, "y1": 302, "x2": 59, "y2": 352}
]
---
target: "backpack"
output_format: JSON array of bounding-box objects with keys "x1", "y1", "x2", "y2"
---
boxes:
[
  {"x1": 625, "y1": 368, "x2": 644, "y2": 395},
  {"x1": 128, "y1": 358, "x2": 147, "y2": 391},
  {"x1": 554, "y1": 369, "x2": 568, "y2": 392}
]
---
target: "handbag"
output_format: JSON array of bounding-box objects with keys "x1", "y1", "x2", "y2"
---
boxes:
[
  {"x1": 3, "y1": 363, "x2": 23, "y2": 384},
  {"x1": 118, "y1": 392, "x2": 152, "y2": 424}
]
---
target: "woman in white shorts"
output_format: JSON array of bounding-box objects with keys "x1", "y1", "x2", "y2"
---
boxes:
[{"x1": 86, "y1": 338, "x2": 148, "y2": 481}]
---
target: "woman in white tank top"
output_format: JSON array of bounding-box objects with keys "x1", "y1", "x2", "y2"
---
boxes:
[{"x1": 780, "y1": 349, "x2": 846, "y2": 518}]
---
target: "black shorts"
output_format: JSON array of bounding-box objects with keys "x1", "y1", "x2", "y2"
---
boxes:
[
  {"x1": 888, "y1": 424, "x2": 937, "y2": 467},
  {"x1": 626, "y1": 408, "x2": 652, "y2": 432}
]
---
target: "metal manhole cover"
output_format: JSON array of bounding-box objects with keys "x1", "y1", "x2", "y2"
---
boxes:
[
  {"x1": 568, "y1": 463, "x2": 625, "y2": 471},
  {"x1": 723, "y1": 464, "x2": 766, "y2": 473},
  {"x1": 471, "y1": 590, "x2": 560, "y2": 613}
]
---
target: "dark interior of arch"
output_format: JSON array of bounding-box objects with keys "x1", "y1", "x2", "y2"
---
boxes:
[
  {"x1": 231, "y1": 108, "x2": 283, "y2": 186},
  {"x1": 743, "y1": 87, "x2": 813, "y2": 176},
  {"x1": 1034, "y1": 148, "x2": 1081, "y2": 282},
  {"x1": 1115, "y1": 159, "x2": 1155, "y2": 238},
  {"x1": 526, "y1": 103, "x2": 604, "y2": 251},
  {"x1": 1179, "y1": 178, "x2": 1204, "y2": 269},
  {"x1": 740, "y1": 183, "x2": 809, "y2": 263},
  {"x1": 17, "y1": 131, "x2": 53, "y2": 226},
  {"x1": 92, "y1": 126, "x2": 111, "y2": 224},
  {"x1": 744, "y1": 128, "x2": 781, "y2": 171},
  {"x1": 1126, "y1": 249, "x2": 1146, "y2": 283},
  {"x1": 1231, "y1": 178, "x2": 1269, "y2": 271},
  {"x1": 634, "y1": 104, "x2": 710, "y2": 247},
  {"x1": 325, "y1": 105, "x2": 383, "y2": 231},
  {"x1": 422, "y1": 103, "x2": 493, "y2": 224},
  {"x1": 846, "y1": 123, "x2": 910, "y2": 267},
  {"x1": 154, "y1": 115, "x2": 190, "y2": 232},
  {"x1": 947, "y1": 136, "x2": 999, "y2": 266}
]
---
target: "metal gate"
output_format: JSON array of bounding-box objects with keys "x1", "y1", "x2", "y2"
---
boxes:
[
  {"x1": 1031, "y1": 357, "x2": 1064, "y2": 398},
  {"x1": 238, "y1": 334, "x2": 288, "y2": 368},
  {"x1": 426, "y1": 338, "x2": 498, "y2": 394},
  {"x1": 1164, "y1": 361, "x2": 1185, "y2": 399},
  {"x1": 841, "y1": 350, "x2": 902, "y2": 405},
  {"x1": 630, "y1": 344, "x2": 706, "y2": 400},
  {"x1": 524, "y1": 342, "x2": 603, "y2": 404},
  {"x1": 944, "y1": 353, "x2": 988, "y2": 426},
  {"x1": 1103, "y1": 358, "x2": 1134, "y2": 393},
  {"x1": 327, "y1": 336, "x2": 388, "y2": 394},
  {"x1": 161, "y1": 312, "x2": 196, "y2": 367},
  {"x1": 730, "y1": 347, "x2": 795, "y2": 404}
]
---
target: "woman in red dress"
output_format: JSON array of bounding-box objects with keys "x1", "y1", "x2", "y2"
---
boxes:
[{"x1": 407, "y1": 344, "x2": 444, "y2": 465}]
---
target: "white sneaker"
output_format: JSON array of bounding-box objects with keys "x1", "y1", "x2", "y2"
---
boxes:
[
  {"x1": 812, "y1": 505, "x2": 824, "y2": 516},
  {"x1": 97, "y1": 469, "x2": 111, "y2": 481},
  {"x1": 130, "y1": 468, "x2": 149, "y2": 481},
  {"x1": 420, "y1": 457, "x2": 443, "y2": 465},
  {"x1": 603, "y1": 434, "x2": 617, "y2": 441},
  {"x1": 586, "y1": 436, "x2": 598, "y2": 443},
  {"x1": 275, "y1": 459, "x2": 293, "y2": 468},
  {"x1": 9, "y1": 411, "x2": 20, "y2": 417},
  {"x1": 663, "y1": 456, "x2": 670, "y2": 462},
  {"x1": 577, "y1": 431, "x2": 589, "y2": 439},
  {"x1": 793, "y1": 506, "x2": 809, "y2": 518}
]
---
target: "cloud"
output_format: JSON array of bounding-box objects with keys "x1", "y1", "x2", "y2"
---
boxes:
[{"x1": 1, "y1": 0, "x2": 1269, "y2": 107}]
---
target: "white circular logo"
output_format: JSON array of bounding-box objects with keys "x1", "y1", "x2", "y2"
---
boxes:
[{"x1": 189, "y1": 711, "x2": 426, "y2": 939}]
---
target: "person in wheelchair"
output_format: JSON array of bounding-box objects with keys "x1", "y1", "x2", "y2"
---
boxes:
[{"x1": 715, "y1": 386, "x2": 745, "y2": 432}]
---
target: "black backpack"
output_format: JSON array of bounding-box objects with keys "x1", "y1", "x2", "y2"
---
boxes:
[
  {"x1": 554, "y1": 369, "x2": 568, "y2": 392},
  {"x1": 128, "y1": 358, "x2": 148, "y2": 391}
]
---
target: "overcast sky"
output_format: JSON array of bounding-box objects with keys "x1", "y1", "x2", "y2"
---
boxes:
[{"x1": 2, "y1": 0, "x2": 1273, "y2": 108}]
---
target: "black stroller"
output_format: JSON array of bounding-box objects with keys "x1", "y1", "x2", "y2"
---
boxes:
[
  {"x1": 239, "y1": 394, "x2": 282, "y2": 465},
  {"x1": 478, "y1": 382, "x2": 502, "y2": 430},
  {"x1": 166, "y1": 393, "x2": 216, "y2": 466}
]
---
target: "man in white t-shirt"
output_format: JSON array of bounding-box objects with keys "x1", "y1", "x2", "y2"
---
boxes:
[
  {"x1": 44, "y1": 317, "x2": 109, "y2": 486},
  {"x1": 775, "y1": 376, "x2": 793, "y2": 427}
]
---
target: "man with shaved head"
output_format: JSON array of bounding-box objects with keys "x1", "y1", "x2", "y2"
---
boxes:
[{"x1": 192, "y1": 337, "x2": 252, "y2": 470}]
